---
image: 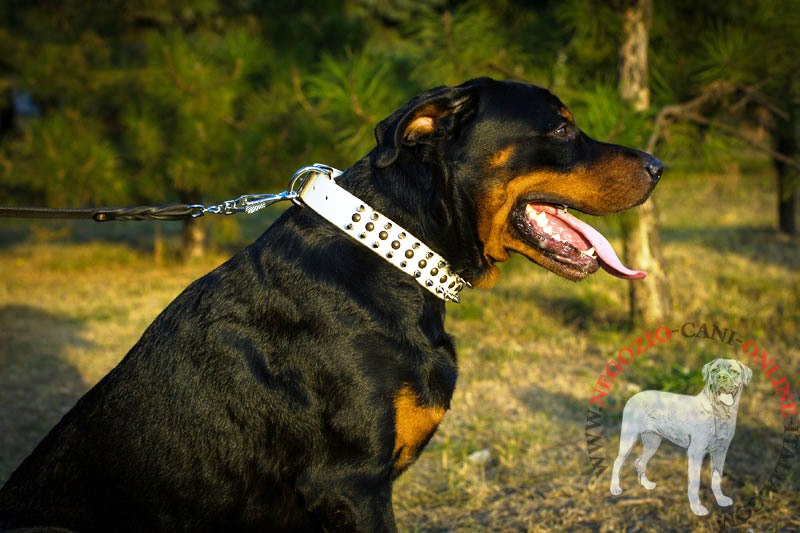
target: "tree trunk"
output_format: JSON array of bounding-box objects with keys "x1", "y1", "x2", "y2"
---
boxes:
[
  {"x1": 775, "y1": 78, "x2": 799, "y2": 236},
  {"x1": 778, "y1": 173, "x2": 799, "y2": 235},
  {"x1": 153, "y1": 223, "x2": 164, "y2": 266},
  {"x1": 179, "y1": 189, "x2": 206, "y2": 260},
  {"x1": 619, "y1": 0, "x2": 671, "y2": 328},
  {"x1": 181, "y1": 216, "x2": 206, "y2": 260},
  {"x1": 619, "y1": 0, "x2": 651, "y2": 112},
  {"x1": 623, "y1": 199, "x2": 671, "y2": 326}
]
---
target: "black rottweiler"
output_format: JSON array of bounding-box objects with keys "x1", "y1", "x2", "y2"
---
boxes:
[{"x1": 0, "y1": 78, "x2": 662, "y2": 532}]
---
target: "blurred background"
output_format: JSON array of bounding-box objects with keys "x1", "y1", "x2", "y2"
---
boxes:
[
  {"x1": 1, "y1": 0, "x2": 797, "y2": 254},
  {"x1": 0, "y1": 1, "x2": 798, "y2": 530}
]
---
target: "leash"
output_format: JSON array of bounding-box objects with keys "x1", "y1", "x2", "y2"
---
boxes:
[
  {"x1": 0, "y1": 166, "x2": 330, "y2": 222},
  {"x1": 0, "y1": 164, "x2": 467, "y2": 302}
]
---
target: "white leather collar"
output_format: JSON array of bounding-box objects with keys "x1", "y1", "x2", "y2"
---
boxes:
[{"x1": 294, "y1": 165, "x2": 466, "y2": 303}]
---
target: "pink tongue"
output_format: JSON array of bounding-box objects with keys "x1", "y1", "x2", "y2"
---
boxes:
[{"x1": 548, "y1": 208, "x2": 647, "y2": 280}]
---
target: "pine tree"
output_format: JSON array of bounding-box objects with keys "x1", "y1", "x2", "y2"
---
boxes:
[{"x1": 618, "y1": 0, "x2": 671, "y2": 327}]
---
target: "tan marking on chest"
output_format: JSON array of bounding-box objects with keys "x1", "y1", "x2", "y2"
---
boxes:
[{"x1": 392, "y1": 385, "x2": 446, "y2": 475}]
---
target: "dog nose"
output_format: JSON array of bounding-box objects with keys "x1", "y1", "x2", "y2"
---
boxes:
[{"x1": 645, "y1": 157, "x2": 663, "y2": 183}]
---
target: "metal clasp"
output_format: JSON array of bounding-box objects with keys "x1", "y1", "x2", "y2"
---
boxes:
[
  {"x1": 198, "y1": 190, "x2": 299, "y2": 216},
  {"x1": 288, "y1": 164, "x2": 342, "y2": 205},
  {"x1": 190, "y1": 164, "x2": 343, "y2": 217}
]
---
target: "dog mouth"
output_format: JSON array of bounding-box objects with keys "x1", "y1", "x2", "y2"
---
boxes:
[
  {"x1": 513, "y1": 202, "x2": 646, "y2": 280},
  {"x1": 714, "y1": 382, "x2": 740, "y2": 406},
  {"x1": 718, "y1": 392, "x2": 736, "y2": 406}
]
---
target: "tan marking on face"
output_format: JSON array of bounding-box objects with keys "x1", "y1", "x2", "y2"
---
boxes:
[
  {"x1": 488, "y1": 145, "x2": 515, "y2": 168},
  {"x1": 475, "y1": 154, "x2": 653, "y2": 285},
  {"x1": 393, "y1": 385, "x2": 446, "y2": 475},
  {"x1": 561, "y1": 107, "x2": 574, "y2": 123}
]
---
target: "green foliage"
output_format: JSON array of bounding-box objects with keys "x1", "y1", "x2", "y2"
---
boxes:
[
  {"x1": 0, "y1": 0, "x2": 796, "y2": 219},
  {"x1": 305, "y1": 49, "x2": 397, "y2": 162},
  {"x1": 554, "y1": 0, "x2": 623, "y2": 87},
  {"x1": 4, "y1": 113, "x2": 125, "y2": 206},
  {"x1": 566, "y1": 83, "x2": 651, "y2": 148},
  {"x1": 400, "y1": 2, "x2": 524, "y2": 86}
]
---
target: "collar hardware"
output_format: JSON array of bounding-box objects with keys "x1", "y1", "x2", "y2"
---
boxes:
[{"x1": 293, "y1": 164, "x2": 466, "y2": 303}]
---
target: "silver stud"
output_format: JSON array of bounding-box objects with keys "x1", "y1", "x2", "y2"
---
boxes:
[
  {"x1": 398, "y1": 232, "x2": 406, "y2": 239},
  {"x1": 414, "y1": 271, "x2": 421, "y2": 278},
  {"x1": 372, "y1": 242, "x2": 380, "y2": 248},
  {"x1": 358, "y1": 232, "x2": 366, "y2": 239},
  {"x1": 345, "y1": 223, "x2": 353, "y2": 230},
  {"x1": 426, "y1": 280, "x2": 434, "y2": 287},
  {"x1": 426, "y1": 252, "x2": 433, "y2": 259},
  {"x1": 371, "y1": 213, "x2": 379, "y2": 221}
]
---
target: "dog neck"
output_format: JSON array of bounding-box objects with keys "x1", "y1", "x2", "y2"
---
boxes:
[
  {"x1": 295, "y1": 165, "x2": 467, "y2": 303},
  {"x1": 366, "y1": 153, "x2": 492, "y2": 285}
]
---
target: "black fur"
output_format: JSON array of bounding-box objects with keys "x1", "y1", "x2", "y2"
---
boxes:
[{"x1": 0, "y1": 78, "x2": 661, "y2": 532}]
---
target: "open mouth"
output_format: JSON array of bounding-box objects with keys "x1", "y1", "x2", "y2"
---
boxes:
[
  {"x1": 715, "y1": 382, "x2": 740, "y2": 406},
  {"x1": 514, "y1": 202, "x2": 647, "y2": 280},
  {"x1": 718, "y1": 392, "x2": 736, "y2": 406}
]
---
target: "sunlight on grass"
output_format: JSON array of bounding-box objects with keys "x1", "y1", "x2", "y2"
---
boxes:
[{"x1": 0, "y1": 170, "x2": 797, "y2": 530}]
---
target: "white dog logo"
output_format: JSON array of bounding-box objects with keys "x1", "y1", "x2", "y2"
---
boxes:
[{"x1": 609, "y1": 358, "x2": 752, "y2": 516}]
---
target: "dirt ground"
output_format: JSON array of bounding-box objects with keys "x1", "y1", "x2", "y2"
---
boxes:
[{"x1": 1, "y1": 169, "x2": 798, "y2": 530}]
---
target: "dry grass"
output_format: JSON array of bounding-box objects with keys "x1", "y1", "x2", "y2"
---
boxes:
[{"x1": 1, "y1": 167, "x2": 798, "y2": 530}]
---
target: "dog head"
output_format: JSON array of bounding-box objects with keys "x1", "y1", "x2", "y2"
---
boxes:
[
  {"x1": 372, "y1": 78, "x2": 662, "y2": 287},
  {"x1": 702, "y1": 358, "x2": 752, "y2": 407}
]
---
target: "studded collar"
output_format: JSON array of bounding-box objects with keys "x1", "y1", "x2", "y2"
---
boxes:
[{"x1": 294, "y1": 166, "x2": 467, "y2": 303}]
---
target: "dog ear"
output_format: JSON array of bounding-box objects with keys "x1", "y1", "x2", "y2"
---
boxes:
[
  {"x1": 373, "y1": 79, "x2": 484, "y2": 168},
  {"x1": 702, "y1": 361, "x2": 713, "y2": 383},
  {"x1": 739, "y1": 361, "x2": 753, "y2": 386}
]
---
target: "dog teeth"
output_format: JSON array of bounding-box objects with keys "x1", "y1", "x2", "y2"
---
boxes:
[
  {"x1": 553, "y1": 234, "x2": 562, "y2": 242},
  {"x1": 580, "y1": 247, "x2": 596, "y2": 258},
  {"x1": 543, "y1": 225, "x2": 553, "y2": 235},
  {"x1": 526, "y1": 206, "x2": 551, "y2": 230}
]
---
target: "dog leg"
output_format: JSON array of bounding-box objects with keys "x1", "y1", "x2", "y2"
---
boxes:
[
  {"x1": 610, "y1": 429, "x2": 638, "y2": 496},
  {"x1": 686, "y1": 444, "x2": 709, "y2": 516},
  {"x1": 635, "y1": 432, "x2": 661, "y2": 490},
  {"x1": 710, "y1": 446, "x2": 733, "y2": 507}
]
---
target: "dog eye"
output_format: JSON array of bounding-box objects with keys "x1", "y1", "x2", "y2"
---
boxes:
[{"x1": 552, "y1": 125, "x2": 569, "y2": 137}]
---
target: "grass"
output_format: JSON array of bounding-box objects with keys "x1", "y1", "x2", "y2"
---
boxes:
[{"x1": 1, "y1": 166, "x2": 798, "y2": 531}]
